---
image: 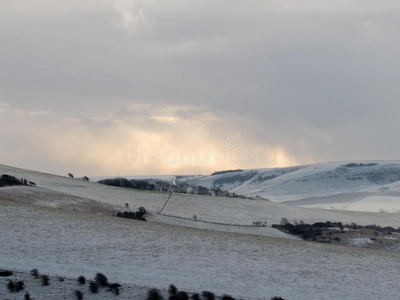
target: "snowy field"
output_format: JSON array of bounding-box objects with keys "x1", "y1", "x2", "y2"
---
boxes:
[
  {"x1": 2, "y1": 163, "x2": 400, "y2": 299},
  {"x1": 2, "y1": 199, "x2": 400, "y2": 300}
]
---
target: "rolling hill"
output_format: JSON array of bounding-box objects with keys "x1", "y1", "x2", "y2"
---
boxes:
[
  {"x1": 117, "y1": 161, "x2": 400, "y2": 212},
  {"x1": 2, "y1": 163, "x2": 400, "y2": 299}
]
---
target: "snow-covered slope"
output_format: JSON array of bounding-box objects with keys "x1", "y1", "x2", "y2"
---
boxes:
[
  {"x1": 2, "y1": 163, "x2": 400, "y2": 299},
  {"x1": 96, "y1": 161, "x2": 400, "y2": 212},
  {"x1": 2, "y1": 199, "x2": 400, "y2": 300},
  {"x1": 172, "y1": 161, "x2": 400, "y2": 212},
  {"x1": 1, "y1": 163, "x2": 400, "y2": 228}
]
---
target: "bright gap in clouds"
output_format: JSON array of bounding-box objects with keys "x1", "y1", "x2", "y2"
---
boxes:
[{"x1": 0, "y1": 101, "x2": 300, "y2": 176}]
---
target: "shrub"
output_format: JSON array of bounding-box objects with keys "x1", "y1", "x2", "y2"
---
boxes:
[
  {"x1": 78, "y1": 276, "x2": 86, "y2": 285},
  {"x1": 222, "y1": 295, "x2": 235, "y2": 300},
  {"x1": 7, "y1": 280, "x2": 24, "y2": 292},
  {"x1": 108, "y1": 283, "x2": 121, "y2": 295},
  {"x1": 138, "y1": 206, "x2": 147, "y2": 214},
  {"x1": 75, "y1": 290, "x2": 84, "y2": 300},
  {"x1": 94, "y1": 273, "x2": 108, "y2": 287},
  {"x1": 169, "y1": 284, "x2": 178, "y2": 295},
  {"x1": 15, "y1": 281, "x2": 24, "y2": 292},
  {"x1": 113, "y1": 287, "x2": 120, "y2": 295},
  {"x1": 271, "y1": 297, "x2": 285, "y2": 300},
  {"x1": 41, "y1": 275, "x2": 50, "y2": 286},
  {"x1": 191, "y1": 294, "x2": 200, "y2": 300},
  {"x1": 89, "y1": 281, "x2": 99, "y2": 294},
  {"x1": 202, "y1": 291, "x2": 215, "y2": 300},
  {"x1": 58, "y1": 277, "x2": 65, "y2": 282},
  {"x1": 177, "y1": 291, "x2": 189, "y2": 300},
  {"x1": 24, "y1": 292, "x2": 32, "y2": 300},
  {"x1": 0, "y1": 269, "x2": 13, "y2": 277},
  {"x1": 147, "y1": 288, "x2": 164, "y2": 300},
  {"x1": 7, "y1": 280, "x2": 15, "y2": 292},
  {"x1": 30, "y1": 268, "x2": 39, "y2": 278}
]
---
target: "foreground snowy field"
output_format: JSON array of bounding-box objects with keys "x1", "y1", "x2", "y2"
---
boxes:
[
  {"x1": 2, "y1": 163, "x2": 400, "y2": 299},
  {"x1": 2, "y1": 199, "x2": 400, "y2": 300}
]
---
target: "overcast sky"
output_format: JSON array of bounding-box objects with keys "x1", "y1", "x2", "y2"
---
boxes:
[{"x1": 1, "y1": 0, "x2": 400, "y2": 176}]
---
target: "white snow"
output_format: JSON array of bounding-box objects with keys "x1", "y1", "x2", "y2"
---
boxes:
[
  {"x1": 3, "y1": 163, "x2": 400, "y2": 299},
  {"x1": 2, "y1": 199, "x2": 400, "y2": 300}
]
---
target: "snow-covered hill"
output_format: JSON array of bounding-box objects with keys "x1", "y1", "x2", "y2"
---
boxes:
[
  {"x1": 2, "y1": 163, "x2": 400, "y2": 299},
  {"x1": 2, "y1": 163, "x2": 400, "y2": 227},
  {"x1": 95, "y1": 161, "x2": 400, "y2": 212}
]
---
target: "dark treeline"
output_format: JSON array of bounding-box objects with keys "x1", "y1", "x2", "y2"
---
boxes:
[
  {"x1": 211, "y1": 169, "x2": 243, "y2": 176},
  {"x1": 273, "y1": 219, "x2": 400, "y2": 241},
  {"x1": 342, "y1": 163, "x2": 378, "y2": 168},
  {"x1": 98, "y1": 177, "x2": 262, "y2": 200}
]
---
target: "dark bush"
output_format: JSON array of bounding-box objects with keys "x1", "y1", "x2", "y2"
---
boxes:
[
  {"x1": 191, "y1": 294, "x2": 200, "y2": 300},
  {"x1": 94, "y1": 273, "x2": 108, "y2": 287},
  {"x1": 271, "y1": 297, "x2": 285, "y2": 300},
  {"x1": 0, "y1": 174, "x2": 23, "y2": 187},
  {"x1": 113, "y1": 287, "x2": 120, "y2": 295},
  {"x1": 202, "y1": 291, "x2": 215, "y2": 300},
  {"x1": 89, "y1": 281, "x2": 99, "y2": 293},
  {"x1": 7, "y1": 280, "x2": 24, "y2": 292},
  {"x1": 108, "y1": 283, "x2": 121, "y2": 295},
  {"x1": 177, "y1": 291, "x2": 189, "y2": 300},
  {"x1": 147, "y1": 288, "x2": 164, "y2": 300},
  {"x1": 58, "y1": 277, "x2": 65, "y2": 282},
  {"x1": 78, "y1": 276, "x2": 86, "y2": 285},
  {"x1": 7, "y1": 280, "x2": 15, "y2": 292},
  {"x1": 169, "y1": 284, "x2": 178, "y2": 295},
  {"x1": 15, "y1": 281, "x2": 24, "y2": 292},
  {"x1": 0, "y1": 269, "x2": 13, "y2": 276},
  {"x1": 116, "y1": 207, "x2": 147, "y2": 221},
  {"x1": 221, "y1": 295, "x2": 235, "y2": 300},
  {"x1": 138, "y1": 206, "x2": 147, "y2": 214},
  {"x1": 75, "y1": 290, "x2": 84, "y2": 300},
  {"x1": 41, "y1": 275, "x2": 50, "y2": 286},
  {"x1": 24, "y1": 292, "x2": 32, "y2": 300},
  {"x1": 30, "y1": 268, "x2": 39, "y2": 278}
]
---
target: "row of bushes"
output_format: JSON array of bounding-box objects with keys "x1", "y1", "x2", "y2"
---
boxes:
[
  {"x1": 0, "y1": 174, "x2": 36, "y2": 187},
  {"x1": 5, "y1": 269, "x2": 285, "y2": 299},
  {"x1": 147, "y1": 284, "x2": 284, "y2": 300}
]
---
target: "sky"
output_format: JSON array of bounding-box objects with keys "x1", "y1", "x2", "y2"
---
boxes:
[{"x1": 1, "y1": 0, "x2": 400, "y2": 176}]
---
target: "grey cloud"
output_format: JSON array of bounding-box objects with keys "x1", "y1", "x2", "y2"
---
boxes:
[{"x1": 1, "y1": 1, "x2": 400, "y2": 173}]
